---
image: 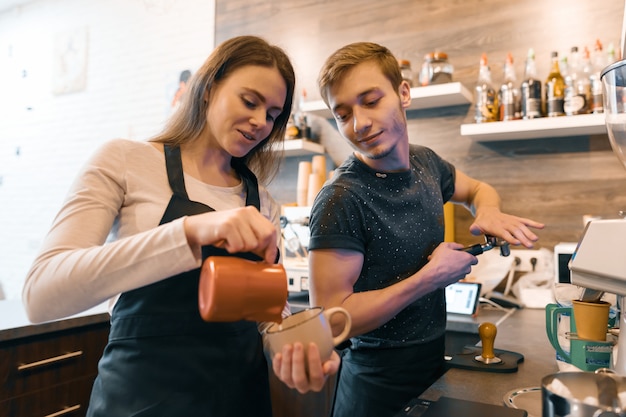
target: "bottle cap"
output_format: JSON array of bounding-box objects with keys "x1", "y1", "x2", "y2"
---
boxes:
[
  {"x1": 425, "y1": 51, "x2": 448, "y2": 61},
  {"x1": 595, "y1": 39, "x2": 603, "y2": 52}
]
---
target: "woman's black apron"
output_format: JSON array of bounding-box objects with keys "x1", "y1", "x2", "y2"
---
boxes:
[{"x1": 87, "y1": 146, "x2": 273, "y2": 417}]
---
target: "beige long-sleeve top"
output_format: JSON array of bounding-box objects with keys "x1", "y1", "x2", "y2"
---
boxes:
[{"x1": 23, "y1": 139, "x2": 281, "y2": 323}]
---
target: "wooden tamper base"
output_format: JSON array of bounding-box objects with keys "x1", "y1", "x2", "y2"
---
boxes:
[
  {"x1": 445, "y1": 319, "x2": 523, "y2": 373},
  {"x1": 474, "y1": 322, "x2": 502, "y2": 364}
]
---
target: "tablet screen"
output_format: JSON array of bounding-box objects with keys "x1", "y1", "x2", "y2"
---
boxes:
[{"x1": 445, "y1": 282, "x2": 481, "y2": 315}]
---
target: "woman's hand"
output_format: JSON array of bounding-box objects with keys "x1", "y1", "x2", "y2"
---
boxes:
[
  {"x1": 271, "y1": 343, "x2": 341, "y2": 393},
  {"x1": 183, "y1": 206, "x2": 278, "y2": 263}
]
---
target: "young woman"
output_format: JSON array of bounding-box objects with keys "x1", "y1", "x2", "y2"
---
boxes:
[{"x1": 23, "y1": 35, "x2": 339, "y2": 416}]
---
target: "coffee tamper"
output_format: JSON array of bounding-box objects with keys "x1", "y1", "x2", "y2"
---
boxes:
[{"x1": 475, "y1": 322, "x2": 502, "y2": 364}]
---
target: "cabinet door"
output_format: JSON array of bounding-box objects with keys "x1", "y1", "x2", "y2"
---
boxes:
[
  {"x1": 0, "y1": 322, "x2": 109, "y2": 401},
  {"x1": 269, "y1": 366, "x2": 337, "y2": 417},
  {"x1": 0, "y1": 374, "x2": 96, "y2": 417}
]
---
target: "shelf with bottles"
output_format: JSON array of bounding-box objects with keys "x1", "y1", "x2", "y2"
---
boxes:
[
  {"x1": 460, "y1": 113, "x2": 607, "y2": 141},
  {"x1": 299, "y1": 82, "x2": 473, "y2": 119},
  {"x1": 273, "y1": 138, "x2": 325, "y2": 156},
  {"x1": 464, "y1": 39, "x2": 617, "y2": 142}
]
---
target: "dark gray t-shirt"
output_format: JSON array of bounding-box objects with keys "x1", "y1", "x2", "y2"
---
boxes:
[{"x1": 308, "y1": 144, "x2": 456, "y2": 348}]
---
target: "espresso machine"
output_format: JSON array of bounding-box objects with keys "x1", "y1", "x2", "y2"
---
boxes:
[
  {"x1": 565, "y1": 51, "x2": 626, "y2": 376},
  {"x1": 280, "y1": 206, "x2": 312, "y2": 293}
]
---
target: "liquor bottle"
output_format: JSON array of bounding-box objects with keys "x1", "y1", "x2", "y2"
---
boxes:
[
  {"x1": 563, "y1": 46, "x2": 579, "y2": 116},
  {"x1": 564, "y1": 46, "x2": 589, "y2": 115},
  {"x1": 545, "y1": 51, "x2": 565, "y2": 117},
  {"x1": 607, "y1": 42, "x2": 617, "y2": 64},
  {"x1": 399, "y1": 59, "x2": 414, "y2": 87},
  {"x1": 520, "y1": 48, "x2": 542, "y2": 119},
  {"x1": 295, "y1": 89, "x2": 310, "y2": 139},
  {"x1": 560, "y1": 55, "x2": 569, "y2": 80},
  {"x1": 589, "y1": 39, "x2": 605, "y2": 114},
  {"x1": 285, "y1": 114, "x2": 301, "y2": 139},
  {"x1": 577, "y1": 46, "x2": 592, "y2": 113},
  {"x1": 498, "y1": 52, "x2": 521, "y2": 121},
  {"x1": 474, "y1": 53, "x2": 498, "y2": 123}
]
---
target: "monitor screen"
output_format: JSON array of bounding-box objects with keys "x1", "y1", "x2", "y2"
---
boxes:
[{"x1": 445, "y1": 282, "x2": 482, "y2": 315}]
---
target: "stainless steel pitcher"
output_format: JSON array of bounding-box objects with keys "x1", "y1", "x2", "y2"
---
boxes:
[{"x1": 542, "y1": 371, "x2": 625, "y2": 417}]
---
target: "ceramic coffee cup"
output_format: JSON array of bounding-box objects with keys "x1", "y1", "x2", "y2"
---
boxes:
[
  {"x1": 198, "y1": 256, "x2": 288, "y2": 323},
  {"x1": 265, "y1": 307, "x2": 351, "y2": 362}
]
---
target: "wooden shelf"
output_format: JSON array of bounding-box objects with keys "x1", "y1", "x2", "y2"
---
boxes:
[
  {"x1": 274, "y1": 138, "x2": 325, "y2": 156},
  {"x1": 300, "y1": 82, "x2": 473, "y2": 119},
  {"x1": 460, "y1": 113, "x2": 608, "y2": 141},
  {"x1": 407, "y1": 82, "x2": 474, "y2": 110}
]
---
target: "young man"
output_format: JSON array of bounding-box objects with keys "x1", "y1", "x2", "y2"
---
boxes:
[{"x1": 308, "y1": 42, "x2": 545, "y2": 417}]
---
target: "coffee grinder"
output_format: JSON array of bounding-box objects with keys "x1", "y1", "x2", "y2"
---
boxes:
[{"x1": 566, "y1": 49, "x2": 626, "y2": 375}]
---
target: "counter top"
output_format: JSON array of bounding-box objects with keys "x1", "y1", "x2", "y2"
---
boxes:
[
  {"x1": 1, "y1": 295, "x2": 558, "y2": 413},
  {"x1": 420, "y1": 308, "x2": 558, "y2": 414},
  {"x1": 0, "y1": 299, "x2": 110, "y2": 342}
]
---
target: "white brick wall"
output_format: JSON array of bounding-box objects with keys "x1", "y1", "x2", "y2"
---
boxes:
[{"x1": 0, "y1": 0, "x2": 216, "y2": 300}]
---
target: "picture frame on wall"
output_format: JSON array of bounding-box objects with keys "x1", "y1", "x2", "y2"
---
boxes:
[{"x1": 52, "y1": 26, "x2": 88, "y2": 95}]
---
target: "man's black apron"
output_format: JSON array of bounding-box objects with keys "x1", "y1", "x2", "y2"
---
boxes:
[{"x1": 87, "y1": 145, "x2": 273, "y2": 417}]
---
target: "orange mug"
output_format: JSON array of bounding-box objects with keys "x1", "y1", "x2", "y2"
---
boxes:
[{"x1": 198, "y1": 256, "x2": 288, "y2": 323}]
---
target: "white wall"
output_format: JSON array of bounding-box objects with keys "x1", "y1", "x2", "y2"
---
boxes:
[{"x1": 0, "y1": 0, "x2": 216, "y2": 300}]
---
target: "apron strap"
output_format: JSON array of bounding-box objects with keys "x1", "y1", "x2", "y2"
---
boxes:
[
  {"x1": 164, "y1": 145, "x2": 189, "y2": 199},
  {"x1": 239, "y1": 164, "x2": 261, "y2": 210}
]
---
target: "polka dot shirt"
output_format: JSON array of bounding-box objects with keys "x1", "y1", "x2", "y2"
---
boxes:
[{"x1": 309, "y1": 145, "x2": 456, "y2": 348}]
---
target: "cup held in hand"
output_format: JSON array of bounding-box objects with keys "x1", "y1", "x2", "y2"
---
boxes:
[
  {"x1": 265, "y1": 306, "x2": 352, "y2": 362},
  {"x1": 198, "y1": 256, "x2": 288, "y2": 323}
]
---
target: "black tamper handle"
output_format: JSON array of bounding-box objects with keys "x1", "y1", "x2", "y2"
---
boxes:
[{"x1": 463, "y1": 244, "x2": 485, "y2": 256}]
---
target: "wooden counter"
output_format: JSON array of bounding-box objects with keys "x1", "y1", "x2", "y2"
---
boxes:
[
  {"x1": 2, "y1": 299, "x2": 555, "y2": 416},
  {"x1": 0, "y1": 299, "x2": 110, "y2": 342},
  {"x1": 419, "y1": 308, "x2": 559, "y2": 415},
  {"x1": 0, "y1": 299, "x2": 110, "y2": 417}
]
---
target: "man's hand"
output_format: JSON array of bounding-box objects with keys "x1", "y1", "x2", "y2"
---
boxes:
[{"x1": 470, "y1": 207, "x2": 545, "y2": 249}]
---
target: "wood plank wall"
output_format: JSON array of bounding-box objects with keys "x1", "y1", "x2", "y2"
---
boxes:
[{"x1": 215, "y1": 0, "x2": 626, "y2": 250}]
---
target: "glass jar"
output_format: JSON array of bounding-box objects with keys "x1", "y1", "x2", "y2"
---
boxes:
[
  {"x1": 419, "y1": 52, "x2": 454, "y2": 86},
  {"x1": 398, "y1": 59, "x2": 414, "y2": 87}
]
